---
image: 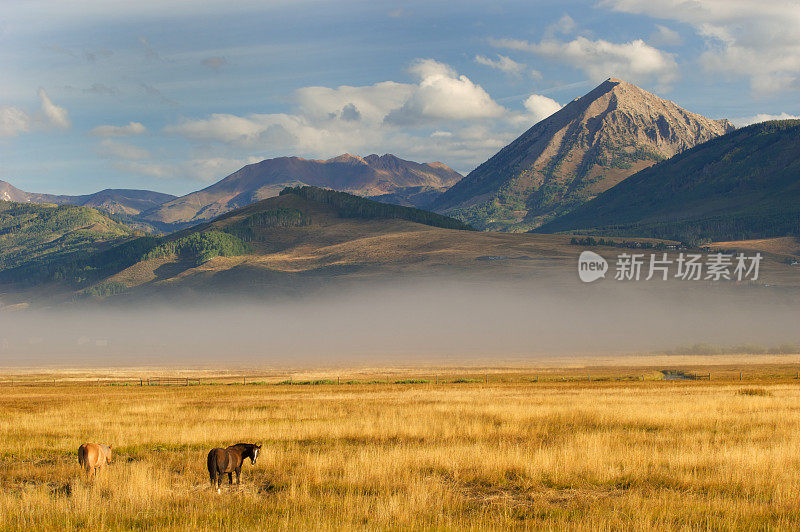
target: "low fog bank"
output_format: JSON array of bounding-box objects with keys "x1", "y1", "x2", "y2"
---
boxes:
[{"x1": 0, "y1": 278, "x2": 798, "y2": 367}]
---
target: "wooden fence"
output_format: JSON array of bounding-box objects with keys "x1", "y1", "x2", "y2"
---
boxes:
[{"x1": 145, "y1": 377, "x2": 201, "y2": 386}]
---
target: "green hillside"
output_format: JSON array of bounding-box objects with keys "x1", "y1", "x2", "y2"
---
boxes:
[
  {"x1": 535, "y1": 120, "x2": 800, "y2": 244},
  {"x1": 0, "y1": 201, "x2": 134, "y2": 284}
]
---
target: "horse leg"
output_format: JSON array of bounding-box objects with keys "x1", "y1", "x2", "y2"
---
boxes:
[{"x1": 235, "y1": 468, "x2": 241, "y2": 485}]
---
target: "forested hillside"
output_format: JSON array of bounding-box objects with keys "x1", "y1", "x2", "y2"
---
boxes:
[
  {"x1": 279, "y1": 186, "x2": 474, "y2": 230},
  {"x1": 0, "y1": 201, "x2": 134, "y2": 284}
]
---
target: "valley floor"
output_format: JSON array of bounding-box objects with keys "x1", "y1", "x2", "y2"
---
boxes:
[{"x1": 3, "y1": 361, "x2": 800, "y2": 530}]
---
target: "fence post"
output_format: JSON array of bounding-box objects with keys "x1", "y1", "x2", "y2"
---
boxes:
[{"x1": 337, "y1": 376, "x2": 340, "y2": 385}]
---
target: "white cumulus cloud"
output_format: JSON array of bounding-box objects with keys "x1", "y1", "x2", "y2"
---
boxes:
[
  {"x1": 492, "y1": 35, "x2": 679, "y2": 89},
  {"x1": 294, "y1": 81, "x2": 413, "y2": 124},
  {"x1": 115, "y1": 157, "x2": 261, "y2": 182},
  {"x1": 89, "y1": 121, "x2": 147, "y2": 137},
  {"x1": 474, "y1": 54, "x2": 527, "y2": 77},
  {"x1": 601, "y1": 0, "x2": 800, "y2": 94},
  {"x1": 0, "y1": 90, "x2": 71, "y2": 138},
  {"x1": 0, "y1": 106, "x2": 31, "y2": 138},
  {"x1": 731, "y1": 112, "x2": 800, "y2": 128},
  {"x1": 650, "y1": 25, "x2": 682, "y2": 47},
  {"x1": 385, "y1": 59, "x2": 506, "y2": 124},
  {"x1": 96, "y1": 139, "x2": 150, "y2": 160},
  {"x1": 38, "y1": 88, "x2": 70, "y2": 129},
  {"x1": 523, "y1": 94, "x2": 562, "y2": 123}
]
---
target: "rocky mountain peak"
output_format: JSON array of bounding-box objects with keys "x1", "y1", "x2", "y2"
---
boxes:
[
  {"x1": 433, "y1": 79, "x2": 734, "y2": 231},
  {"x1": 326, "y1": 153, "x2": 367, "y2": 165}
]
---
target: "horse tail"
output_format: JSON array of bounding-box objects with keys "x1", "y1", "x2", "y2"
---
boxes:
[
  {"x1": 207, "y1": 449, "x2": 217, "y2": 484},
  {"x1": 78, "y1": 445, "x2": 87, "y2": 468}
]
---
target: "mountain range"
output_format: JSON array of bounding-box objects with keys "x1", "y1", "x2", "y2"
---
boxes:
[
  {"x1": 535, "y1": 120, "x2": 800, "y2": 243},
  {"x1": 136, "y1": 153, "x2": 462, "y2": 225},
  {"x1": 0, "y1": 79, "x2": 800, "y2": 294},
  {"x1": 432, "y1": 78, "x2": 734, "y2": 231},
  {"x1": 0, "y1": 180, "x2": 176, "y2": 216},
  {"x1": 1, "y1": 153, "x2": 462, "y2": 230}
]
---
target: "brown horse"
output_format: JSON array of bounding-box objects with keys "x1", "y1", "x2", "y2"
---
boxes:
[
  {"x1": 78, "y1": 442, "x2": 112, "y2": 478},
  {"x1": 207, "y1": 443, "x2": 261, "y2": 493}
]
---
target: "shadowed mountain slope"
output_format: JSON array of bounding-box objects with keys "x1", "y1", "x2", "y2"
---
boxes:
[{"x1": 535, "y1": 120, "x2": 800, "y2": 243}]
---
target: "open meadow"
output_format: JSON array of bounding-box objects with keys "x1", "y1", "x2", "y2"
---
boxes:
[{"x1": 3, "y1": 361, "x2": 800, "y2": 530}]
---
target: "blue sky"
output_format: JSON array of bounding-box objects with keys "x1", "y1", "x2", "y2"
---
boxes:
[{"x1": 1, "y1": 0, "x2": 798, "y2": 196}]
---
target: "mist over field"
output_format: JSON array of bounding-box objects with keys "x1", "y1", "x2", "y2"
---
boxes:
[{"x1": 1, "y1": 277, "x2": 797, "y2": 367}]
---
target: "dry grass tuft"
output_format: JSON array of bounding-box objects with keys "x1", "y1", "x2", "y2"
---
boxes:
[{"x1": 737, "y1": 387, "x2": 772, "y2": 396}]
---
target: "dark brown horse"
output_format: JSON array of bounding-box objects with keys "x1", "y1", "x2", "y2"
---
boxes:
[{"x1": 207, "y1": 443, "x2": 261, "y2": 493}]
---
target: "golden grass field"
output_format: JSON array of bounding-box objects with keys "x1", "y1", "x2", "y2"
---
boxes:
[{"x1": 3, "y1": 361, "x2": 800, "y2": 530}]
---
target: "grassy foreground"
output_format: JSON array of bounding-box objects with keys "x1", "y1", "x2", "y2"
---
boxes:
[{"x1": 2, "y1": 374, "x2": 800, "y2": 530}]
